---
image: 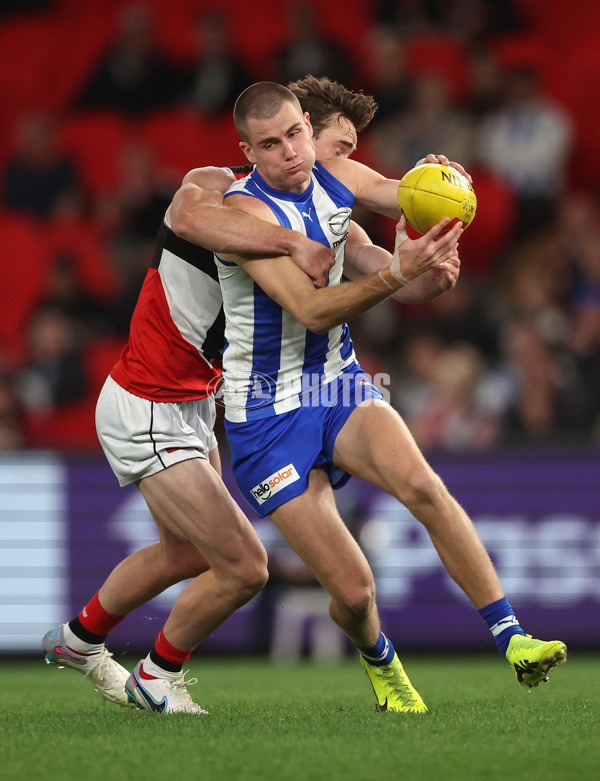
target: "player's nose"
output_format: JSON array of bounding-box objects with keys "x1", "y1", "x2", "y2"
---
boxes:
[{"x1": 283, "y1": 140, "x2": 297, "y2": 158}]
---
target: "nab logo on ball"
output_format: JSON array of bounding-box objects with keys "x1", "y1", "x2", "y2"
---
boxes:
[
  {"x1": 397, "y1": 163, "x2": 477, "y2": 235},
  {"x1": 251, "y1": 463, "x2": 300, "y2": 505}
]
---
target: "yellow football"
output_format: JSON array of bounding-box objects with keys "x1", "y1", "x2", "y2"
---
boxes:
[{"x1": 397, "y1": 163, "x2": 477, "y2": 234}]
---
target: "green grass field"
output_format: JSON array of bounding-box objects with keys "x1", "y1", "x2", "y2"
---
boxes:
[{"x1": 1, "y1": 652, "x2": 598, "y2": 781}]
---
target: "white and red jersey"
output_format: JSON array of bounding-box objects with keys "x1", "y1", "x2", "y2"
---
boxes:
[{"x1": 110, "y1": 165, "x2": 252, "y2": 402}]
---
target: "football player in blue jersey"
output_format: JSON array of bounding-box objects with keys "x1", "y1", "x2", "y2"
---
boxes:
[{"x1": 214, "y1": 81, "x2": 567, "y2": 712}]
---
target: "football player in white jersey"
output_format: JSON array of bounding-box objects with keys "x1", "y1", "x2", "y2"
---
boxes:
[
  {"x1": 41, "y1": 170, "x2": 336, "y2": 714},
  {"x1": 215, "y1": 82, "x2": 567, "y2": 712}
]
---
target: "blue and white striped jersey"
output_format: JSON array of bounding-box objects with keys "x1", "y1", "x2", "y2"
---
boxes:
[{"x1": 217, "y1": 161, "x2": 358, "y2": 423}]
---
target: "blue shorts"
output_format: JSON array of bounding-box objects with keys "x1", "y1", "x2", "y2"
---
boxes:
[{"x1": 225, "y1": 366, "x2": 384, "y2": 517}]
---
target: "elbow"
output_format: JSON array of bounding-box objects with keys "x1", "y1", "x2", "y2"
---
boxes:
[
  {"x1": 170, "y1": 209, "x2": 219, "y2": 253},
  {"x1": 284, "y1": 293, "x2": 337, "y2": 334},
  {"x1": 298, "y1": 313, "x2": 331, "y2": 334},
  {"x1": 306, "y1": 320, "x2": 330, "y2": 335},
  {"x1": 169, "y1": 211, "x2": 188, "y2": 240}
]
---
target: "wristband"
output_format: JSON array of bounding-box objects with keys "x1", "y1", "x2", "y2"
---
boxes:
[
  {"x1": 389, "y1": 246, "x2": 412, "y2": 286},
  {"x1": 378, "y1": 269, "x2": 396, "y2": 290}
]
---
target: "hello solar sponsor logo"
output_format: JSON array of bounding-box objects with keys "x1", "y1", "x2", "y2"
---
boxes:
[{"x1": 251, "y1": 464, "x2": 300, "y2": 505}]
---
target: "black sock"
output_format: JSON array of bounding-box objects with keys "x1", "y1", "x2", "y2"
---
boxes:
[
  {"x1": 150, "y1": 647, "x2": 183, "y2": 674},
  {"x1": 68, "y1": 617, "x2": 107, "y2": 645}
]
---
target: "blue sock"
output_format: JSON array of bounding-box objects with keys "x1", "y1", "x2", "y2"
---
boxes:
[
  {"x1": 479, "y1": 597, "x2": 526, "y2": 655},
  {"x1": 357, "y1": 632, "x2": 395, "y2": 667}
]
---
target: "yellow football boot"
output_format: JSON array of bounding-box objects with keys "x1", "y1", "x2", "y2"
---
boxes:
[
  {"x1": 360, "y1": 653, "x2": 428, "y2": 713},
  {"x1": 506, "y1": 633, "x2": 567, "y2": 689}
]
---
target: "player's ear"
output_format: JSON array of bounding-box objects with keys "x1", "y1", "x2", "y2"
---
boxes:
[
  {"x1": 239, "y1": 140, "x2": 256, "y2": 165},
  {"x1": 304, "y1": 112, "x2": 313, "y2": 138}
]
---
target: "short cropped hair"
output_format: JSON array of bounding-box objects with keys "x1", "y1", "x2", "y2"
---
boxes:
[
  {"x1": 288, "y1": 75, "x2": 378, "y2": 138},
  {"x1": 233, "y1": 82, "x2": 303, "y2": 142}
]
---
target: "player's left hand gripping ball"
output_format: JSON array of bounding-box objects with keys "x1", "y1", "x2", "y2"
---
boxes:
[{"x1": 397, "y1": 163, "x2": 477, "y2": 234}]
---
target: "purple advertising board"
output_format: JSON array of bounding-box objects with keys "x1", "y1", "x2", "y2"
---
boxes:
[{"x1": 62, "y1": 447, "x2": 600, "y2": 655}]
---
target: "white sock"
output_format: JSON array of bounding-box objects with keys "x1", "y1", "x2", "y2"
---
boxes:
[
  {"x1": 63, "y1": 623, "x2": 104, "y2": 654},
  {"x1": 140, "y1": 654, "x2": 181, "y2": 681}
]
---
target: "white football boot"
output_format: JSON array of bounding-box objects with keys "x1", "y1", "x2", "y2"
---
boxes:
[
  {"x1": 42, "y1": 623, "x2": 131, "y2": 707},
  {"x1": 125, "y1": 660, "x2": 208, "y2": 714}
]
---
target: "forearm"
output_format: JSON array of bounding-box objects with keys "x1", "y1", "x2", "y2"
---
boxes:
[
  {"x1": 292, "y1": 267, "x2": 402, "y2": 334},
  {"x1": 233, "y1": 252, "x2": 403, "y2": 335},
  {"x1": 169, "y1": 183, "x2": 303, "y2": 257},
  {"x1": 173, "y1": 202, "x2": 303, "y2": 257},
  {"x1": 346, "y1": 242, "x2": 447, "y2": 304}
]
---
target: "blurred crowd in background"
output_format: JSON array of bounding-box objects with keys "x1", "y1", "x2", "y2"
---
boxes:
[{"x1": 1, "y1": 0, "x2": 599, "y2": 453}]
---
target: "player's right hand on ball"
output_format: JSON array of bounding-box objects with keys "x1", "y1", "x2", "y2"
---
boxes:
[{"x1": 389, "y1": 215, "x2": 462, "y2": 286}]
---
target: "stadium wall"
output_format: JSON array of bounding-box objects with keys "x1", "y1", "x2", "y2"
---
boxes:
[{"x1": 1, "y1": 448, "x2": 599, "y2": 654}]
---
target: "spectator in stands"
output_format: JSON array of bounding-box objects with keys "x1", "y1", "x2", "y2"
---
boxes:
[
  {"x1": 274, "y1": 2, "x2": 354, "y2": 87},
  {"x1": 393, "y1": 331, "x2": 445, "y2": 422},
  {"x1": 2, "y1": 111, "x2": 81, "y2": 219},
  {"x1": 39, "y1": 253, "x2": 113, "y2": 340},
  {"x1": 180, "y1": 11, "x2": 250, "y2": 115},
  {"x1": 494, "y1": 319, "x2": 589, "y2": 443},
  {"x1": 422, "y1": 0, "x2": 524, "y2": 42},
  {"x1": 74, "y1": 3, "x2": 184, "y2": 116},
  {"x1": 15, "y1": 305, "x2": 87, "y2": 413},
  {"x1": 374, "y1": 0, "x2": 431, "y2": 33},
  {"x1": 361, "y1": 26, "x2": 413, "y2": 127},
  {"x1": 97, "y1": 139, "x2": 176, "y2": 333},
  {"x1": 369, "y1": 71, "x2": 474, "y2": 175},
  {"x1": 478, "y1": 200, "x2": 599, "y2": 442},
  {"x1": 108, "y1": 139, "x2": 174, "y2": 244},
  {"x1": 464, "y1": 44, "x2": 505, "y2": 119},
  {"x1": 402, "y1": 341, "x2": 501, "y2": 451},
  {"x1": 558, "y1": 194, "x2": 600, "y2": 434},
  {"x1": 375, "y1": 0, "x2": 523, "y2": 40},
  {"x1": 474, "y1": 66, "x2": 573, "y2": 241}
]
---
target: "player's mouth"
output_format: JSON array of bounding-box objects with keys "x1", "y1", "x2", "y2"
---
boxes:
[{"x1": 286, "y1": 161, "x2": 305, "y2": 173}]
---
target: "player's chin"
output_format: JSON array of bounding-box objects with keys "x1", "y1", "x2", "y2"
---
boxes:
[
  {"x1": 287, "y1": 164, "x2": 310, "y2": 178},
  {"x1": 287, "y1": 168, "x2": 312, "y2": 187}
]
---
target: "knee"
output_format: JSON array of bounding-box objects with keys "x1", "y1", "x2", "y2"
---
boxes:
[
  {"x1": 232, "y1": 547, "x2": 269, "y2": 602},
  {"x1": 399, "y1": 466, "x2": 448, "y2": 513},
  {"x1": 334, "y1": 579, "x2": 376, "y2": 620}
]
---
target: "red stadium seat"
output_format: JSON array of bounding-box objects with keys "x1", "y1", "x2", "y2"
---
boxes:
[
  {"x1": 492, "y1": 34, "x2": 552, "y2": 77},
  {"x1": 140, "y1": 109, "x2": 247, "y2": 174},
  {"x1": 84, "y1": 336, "x2": 126, "y2": 392},
  {"x1": 404, "y1": 33, "x2": 468, "y2": 101},
  {"x1": 0, "y1": 15, "x2": 58, "y2": 116},
  {"x1": 0, "y1": 214, "x2": 53, "y2": 365},
  {"x1": 59, "y1": 112, "x2": 133, "y2": 194},
  {"x1": 139, "y1": 110, "x2": 209, "y2": 175}
]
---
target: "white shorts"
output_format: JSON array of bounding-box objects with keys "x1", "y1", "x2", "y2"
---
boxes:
[{"x1": 96, "y1": 376, "x2": 218, "y2": 486}]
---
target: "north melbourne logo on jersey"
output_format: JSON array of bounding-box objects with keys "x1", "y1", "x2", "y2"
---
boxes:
[{"x1": 251, "y1": 464, "x2": 300, "y2": 505}]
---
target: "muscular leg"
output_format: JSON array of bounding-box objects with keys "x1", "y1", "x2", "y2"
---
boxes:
[
  {"x1": 98, "y1": 448, "x2": 223, "y2": 617},
  {"x1": 270, "y1": 468, "x2": 381, "y2": 647},
  {"x1": 333, "y1": 400, "x2": 503, "y2": 609},
  {"x1": 137, "y1": 456, "x2": 268, "y2": 650},
  {"x1": 269, "y1": 467, "x2": 429, "y2": 713},
  {"x1": 99, "y1": 452, "x2": 268, "y2": 650}
]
